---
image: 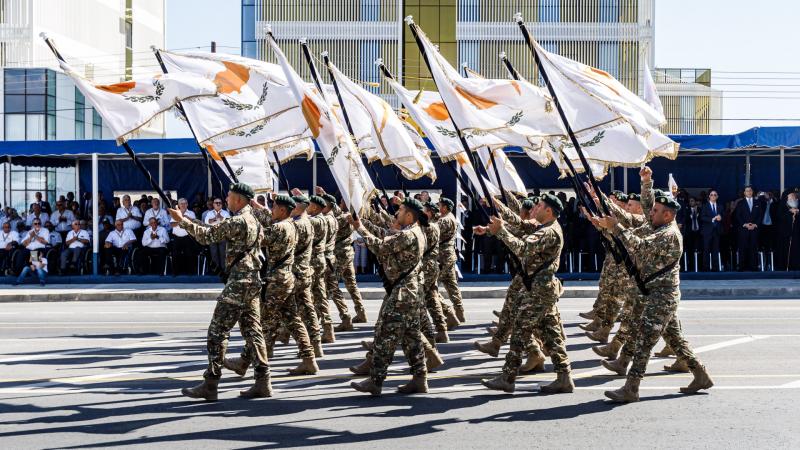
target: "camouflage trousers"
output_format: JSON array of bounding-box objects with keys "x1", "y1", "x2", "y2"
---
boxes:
[
  {"x1": 421, "y1": 260, "x2": 447, "y2": 332},
  {"x1": 206, "y1": 272, "x2": 269, "y2": 380},
  {"x1": 293, "y1": 272, "x2": 321, "y2": 344},
  {"x1": 262, "y1": 274, "x2": 315, "y2": 359},
  {"x1": 438, "y1": 253, "x2": 463, "y2": 309},
  {"x1": 595, "y1": 259, "x2": 627, "y2": 328},
  {"x1": 612, "y1": 286, "x2": 644, "y2": 349},
  {"x1": 328, "y1": 247, "x2": 365, "y2": 319},
  {"x1": 311, "y1": 258, "x2": 331, "y2": 325},
  {"x1": 625, "y1": 287, "x2": 701, "y2": 379},
  {"x1": 494, "y1": 275, "x2": 547, "y2": 355},
  {"x1": 370, "y1": 274, "x2": 427, "y2": 383},
  {"x1": 502, "y1": 282, "x2": 571, "y2": 378}
]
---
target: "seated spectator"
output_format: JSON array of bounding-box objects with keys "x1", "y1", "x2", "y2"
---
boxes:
[
  {"x1": 51, "y1": 200, "x2": 75, "y2": 238},
  {"x1": 13, "y1": 250, "x2": 47, "y2": 286},
  {"x1": 14, "y1": 218, "x2": 50, "y2": 274},
  {"x1": 115, "y1": 195, "x2": 143, "y2": 233},
  {"x1": 6, "y1": 209, "x2": 22, "y2": 232},
  {"x1": 204, "y1": 198, "x2": 229, "y2": 273},
  {"x1": 80, "y1": 219, "x2": 93, "y2": 241},
  {"x1": 138, "y1": 217, "x2": 169, "y2": 274},
  {"x1": 94, "y1": 203, "x2": 113, "y2": 232},
  {"x1": 69, "y1": 201, "x2": 82, "y2": 220},
  {"x1": 45, "y1": 222, "x2": 62, "y2": 247},
  {"x1": 0, "y1": 221, "x2": 20, "y2": 274},
  {"x1": 102, "y1": 219, "x2": 136, "y2": 275},
  {"x1": 60, "y1": 220, "x2": 91, "y2": 274},
  {"x1": 170, "y1": 198, "x2": 198, "y2": 275},
  {"x1": 25, "y1": 203, "x2": 49, "y2": 229},
  {"x1": 143, "y1": 197, "x2": 170, "y2": 228}
]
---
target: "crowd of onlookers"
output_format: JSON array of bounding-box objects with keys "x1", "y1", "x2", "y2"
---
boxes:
[{"x1": 2, "y1": 184, "x2": 799, "y2": 284}]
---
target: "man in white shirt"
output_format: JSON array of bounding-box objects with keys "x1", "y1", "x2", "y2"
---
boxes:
[
  {"x1": 51, "y1": 200, "x2": 75, "y2": 236},
  {"x1": 60, "y1": 220, "x2": 91, "y2": 274},
  {"x1": 25, "y1": 203, "x2": 49, "y2": 229},
  {"x1": 204, "y1": 198, "x2": 230, "y2": 273},
  {"x1": 143, "y1": 197, "x2": 170, "y2": 229},
  {"x1": 115, "y1": 195, "x2": 143, "y2": 232},
  {"x1": 102, "y1": 219, "x2": 136, "y2": 275},
  {"x1": 95, "y1": 203, "x2": 114, "y2": 231},
  {"x1": 45, "y1": 222, "x2": 62, "y2": 247},
  {"x1": 0, "y1": 221, "x2": 19, "y2": 274},
  {"x1": 170, "y1": 198, "x2": 198, "y2": 275},
  {"x1": 13, "y1": 250, "x2": 48, "y2": 286},
  {"x1": 138, "y1": 217, "x2": 170, "y2": 274},
  {"x1": 14, "y1": 218, "x2": 50, "y2": 275}
]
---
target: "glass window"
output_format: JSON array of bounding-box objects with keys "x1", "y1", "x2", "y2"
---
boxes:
[
  {"x1": 242, "y1": 5, "x2": 255, "y2": 41},
  {"x1": 47, "y1": 95, "x2": 56, "y2": 111},
  {"x1": 75, "y1": 121, "x2": 85, "y2": 139},
  {"x1": 92, "y1": 109, "x2": 103, "y2": 139},
  {"x1": 26, "y1": 114, "x2": 46, "y2": 140},
  {"x1": 4, "y1": 114, "x2": 25, "y2": 140},
  {"x1": 25, "y1": 94, "x2": 46, "y2": 113},
  {"x1": 26, "y1": 69, "x2": 46, "y2": 95},
  {"x1": 46, "y1": 70, "x2": 56, "y2": 96},
  {"x1": 26, "y1": 169, "x2": 45, "y2": 190},
  {"x1": 242, "y1": 41, "x2": 257, "y2": 59},
  {"x1": 11, "y1": 190, "x2": 27, "y2": 214},
  {"x1": 4, "y1": 69, "x2": 26, "y2": 95},
  {"x1": 47, "y1": 114, "x2": 56, "y2": 140},
  {"x1": 125, "y1": 21, "x2": 133, "y2": 48},
  {"x1": 5, "y1": 94, "x2": 26, "y2": 113}
]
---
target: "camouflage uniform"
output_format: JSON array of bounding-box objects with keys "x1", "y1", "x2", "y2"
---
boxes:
[
  {"x1": 357, "y1": 220, "x2": 427, "y2": 384},
  {"x1": 180, "y1": 204, "x2": 269, "y2": 381},
  {"x1": 328, "y1": 204, "x2": 365, "y2": 319},
  {"x1": 309, "y1": 213, "x2": 332, "y2": 326},
  {"x1": 321, "y1": 210, "x2": 339, "y2": 322},
  {"x1": 494, "y1": 219, "x2": 571, "y2": 378},
  {"x1": 436, "y1": 212, "x2": 463, "y2": 313},
  {"x1": 594, "y1": 254, "x2": 627, "y2": 328},
  {"x1": 289, "y1": 212, "x2": 321, "y2": 344},
  {"x1": 420, "y1": 216, "x2": 446, "y2": 334}
]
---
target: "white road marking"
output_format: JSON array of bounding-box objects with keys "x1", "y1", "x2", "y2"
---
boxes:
[{"x1": 0, "y1": 338, "x2": 197, "y2": 364}]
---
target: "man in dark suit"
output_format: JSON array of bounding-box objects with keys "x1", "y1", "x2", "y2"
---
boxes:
[
  {"x1": 685, "y1": 197, "x2": 702, "y2": 269},
  {"x1": 734, "y1": 186, "x2": 763, "y2": 271},
  {"x1": 700, "y1": 190, "x2": 723, "y2": 271}
]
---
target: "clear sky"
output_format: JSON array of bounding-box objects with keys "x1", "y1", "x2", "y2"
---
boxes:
[{"x1": 167, "y1": 0, "x2": 800, "y2": 135}]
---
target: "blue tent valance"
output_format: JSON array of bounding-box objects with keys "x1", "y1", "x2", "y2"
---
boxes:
[{"x1": 0, "y1": 137, "x2": 200, "y2": 158}]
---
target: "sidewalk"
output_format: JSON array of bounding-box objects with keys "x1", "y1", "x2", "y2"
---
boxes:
[{"x1": 2, "y1": 279, "x2": 799, "y2": 302}]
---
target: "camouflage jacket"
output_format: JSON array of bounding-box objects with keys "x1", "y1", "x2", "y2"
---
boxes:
[
  {"x1": 494, "y1": 219, "x2": 563, "y2": 287},
  {"x1": 612, "y1": 219, "x2": 683, "y2": 290},
  {"x1": 358, "y1": 222, "x2": 425, "y2": 284},
  {"x1": 331, "y1": 204, "x2": 354, "y2": 251},
  {"x1": 291, "y1": 213, "x2": 314, "y2": 276},
  {"x1": 181, "y1": 204, "x2": 262, "y2": 275},
  {"x1": 323, "y1": 211, "x2": 338, "y2": 263},
  {"x1": 495, "y1": 199, "x2": 539, "y2": 236},
  {"x1": 421, "y1": 221, "x2": 440, "y2": 269},
  {"x1": 437, "y1": 212, "x2": 459, "y2": 262},
  {"x1": 253, "y1": 208, "x2": 297, "y2": 278},
  {"x1": 308, "y1": 214, "x2": 327, "y2": 266}
]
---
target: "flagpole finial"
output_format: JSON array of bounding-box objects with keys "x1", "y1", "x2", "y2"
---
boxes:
[
  {"x1": 499, "y1": 51, "x2": 507, "y2": 59},
  {"x1": 404, "y1": 15, "x2": 414, "y2": 25},
  {"x1": 461, "y1": 62, "x2": 468, "y2": 69},
  {"x1": 374, "y1": 57, "x2": 383, "y2": 67},
  {"x1": 149, "y1": 45, "x2": 158, "y2": 52},
  {"x1": 299, "y1": 37, "x2": 307, "y2": 45},
  {"x1": 263, "y1": 23, "x2": 272, "y2": 34},
  {"x1": 39, "y1": 32, "x2": 48, "y2": 40},
  {"x1": 320, "y1": 50, "x2": 329, "y2": 58},
  {"x1": 513, "y1": 12, "x2": 524, "y2": 24}
]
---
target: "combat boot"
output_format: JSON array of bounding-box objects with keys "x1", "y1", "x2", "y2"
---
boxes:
[
  {"x1": 485, "y1": 326, "x2": 498, "y2": 336},
  {"x1": 655, "y1": 343, "x2": 675, "y2": 357},
  {"x1": 454, "y1": 305, "x2": 466, "y2": 323},
  {"x1": 353, "y1": 307, "x2": 368, "y2": 323},
  {"x1": 579, "y1": 318, "x2": 601, "y2": 332},
  {"x1": 481, "y1": 373, "x2": 515, "y2": 393},
  {"x1": 181, "y1": 379, "x2": 219, "y2": 401},
  {"x1": 604, "y1": 377, "x2": 640, "y2": 403},
  {"x1": 267, "y1": 345, "x2": 274, "y2": 359},
  {"x1": 278, "y1": 328, "x2": 291, "y2": 345},
  {"x1": 520, "y1": 351, "x2": 546, "y2": 373},
  {"x1": 435, "y1": 329, "x2": 449, "y2": 343},
  {"x1": 680, "y1": 365, "x2": 714, "y2": 394},
  {"x1": 539, "y1": 371, "x2": 575, "y2": 394},
  {"x1": 578, "y1": 310, "x2": 596, "y2": 320},
  {"x1": 239, "y1": 376, "x2": 272, "y2": 399},
  {"x1": 445, "y1": 310, "x2": 459, "y2": 330},
  {"x1": 586, "y1": 326, "x2": 611, "y2": 343},
  {"x1": 360, "y1": 340, "x2": 373, "y2": 351},
  {"x1": 321, "y1": 323, "x2": 336, "y2": 343},
  {"x1": 592, "y1": 340, "x2": 622, "y2": 359},
  {"x1": 601, "y1": 355, "x2": 631, "y2": 376},
  {"x1": 349, "y1": 357, "x2": 373, "y2": 375},
  {"x1": 492, "y1": 309, "x2": 501, "y2": 318},
  {"x1": 288, "y1": 357, "x2": 319, "y2": 375},
  {"x1": 425, "y1": 347, "x2": 444, "y2": 372},
  {"x1": 334, "y1": 315, "x2": 354, "y2": 332},
  {"x1": 350, "y1": 377, "x2": 382, "y2": 396},
  {"x1": 473, "y1": 338, "x2": 502, "y2": 357},
  {"x1": 664, "y1": 358, "x2": 690, "y2": 373},
  {"x1": 223, "y1": 356, "x2": 250, "y2": 377},
  {"x1": 313, "y1": 340, "x2": 325, "y2": 358},
  {"x1": 397, "y1": 374, "x2": 428, "y2": 394}
]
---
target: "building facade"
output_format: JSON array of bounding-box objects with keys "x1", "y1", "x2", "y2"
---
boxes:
[{"x1": 654, "y1": 67, "x2": 723, "y2": 135}]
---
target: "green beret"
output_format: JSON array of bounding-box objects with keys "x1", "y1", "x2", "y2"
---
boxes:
[
  {"x1": 403, "y1": 198, "x2": 428, "y2": 225},
  {"x1": 230, "y1": 182, "x2": 255, "y2": 200},
  {"x1": 655, "y1": 195, "x2": 680, "y2": 211},
  {"x1": 627, "y1": 193, "x2": 641, "y2": 202},
  {"x1": 438, "y1": 197, "x2": 454, "y2": 210},
  {"x1": 292, "y1": 194, "x2": 310, "y2": 205},
  {"x1": 273, "y1": 194, "x2": 296, "y2": 210},
  {"x1": 423, "y1": 201, "x2": 437, "y2": 211},
  {"x1": 309, "y1": 195, "x2": 327, "y2": 207},
  {"x1": 530, "y1": 195, "x2": 540, "y2": 204},
  {"x1": 616, "y1": 192, "x2": 629, "y2": 202},
  {"x1": 611, "y1": 190, "x2": 625, "y2": 199},
  {"x1": 322, "y1": 193, "x2": 337, "y2": 206},
  {"x1": 521, "y1": 199, "x2": 535, "y2": 210},
  {"x1": 653, "y1": 189, "x2": 666, "y2": 198},
  {"x1": 540, "y1": 192, "x2": 563, "y2": 216}
]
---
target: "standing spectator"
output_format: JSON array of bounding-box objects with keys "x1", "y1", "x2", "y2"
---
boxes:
[
  {"x1": 169, "y1": 198, "x2": 197, "y2": 275},
  {"x1": 14, "y1": 218, "x2": 50, "y2": 274},
  {"x1": 60, "y1": 220, "x2": 91, "y2": 274},
  {"x1": 115, "y1": 195, "x2": 143, "y2": 233},
  {"x1": 776, "y1": 191, "x2": 800, "y2": 271},
  {"x1": 66, "y1": 192, "x2": 76, "y2": 206},
  {"x1": 0, "y1": 221, "x2": 19, "y2": 274},
  {"x1": 6, "y1": 209, "x2": 22, "y2": 232},
  {"x1": 80, "y1": 192, "x2": 93, "y2": 218},
  {"x1": 143, "y1": 197, "x2": 170, "y2": 228},
  {"x1": 204, "y1": 198, "x2": 229, "y2": 273},
  {"x1": 138, "y1": 217, "x2": 169, "y2": 274},
  {"x1": 13, "y1": 250, "x2": 47, "y2": 286},
  {"x1": 734, "y1": 186, "x2": 763, "y2": 271},
  {"x1": 25, "y1": 204, "x2": 49, "y2": 229},
  {"x1": 30, "y1": 191, "x2": 51, "y2": 215},
  {"x1": 759, "y1": 191, "x2": 777, "y2": 266},
  {"x1": 95, "y1": 203, "x2": 113, "y2": 231},
  {"x1": 700, "y1": 190, "x2": 723, "y2": 271},
  {"x1": 51, "y1": 200, "x2": 75, "y2": 238},
  {"x1": 685, "y1": 197, "x2": 702, "y2": 267},
  {"x1": 353, "y1": 231, "x2": 368, "y2": 274},
  {"x1": 69, "y1": 201, "x2": 82, "y2": 220},
  {"x1": 111, "y1": 196, "x2": 121, "y2": 217},
  {"x1": 102, "y1": 220, "x2": 136, "y2": 275}
]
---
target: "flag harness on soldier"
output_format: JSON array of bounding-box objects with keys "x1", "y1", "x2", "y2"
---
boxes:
[{"x1": 220, "y1": 222, "x2": 262, "y2": 284}]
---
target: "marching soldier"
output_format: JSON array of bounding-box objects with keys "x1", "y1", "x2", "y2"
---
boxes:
[
  {"x1": 436, "y1": 197, "x2": 466, "y2": 324},
  {"x1": 349, "y1": 198, "x2": 429, "y2": 396},
  {"x1": 169, "y1": 183, "x2": 271, "y2": 401},
  {"x1": 422, "y1": 201, "x2": 449, "y2": 343},
  {"x1": 481, "y1": 193, "x2": 574, "y2": 394},
  {"x1": 320, "y1": 194, "x2": 344, "y2": 332},
  {"x1": 307, "y1": 195, "x2": 336, "y2": 343}
]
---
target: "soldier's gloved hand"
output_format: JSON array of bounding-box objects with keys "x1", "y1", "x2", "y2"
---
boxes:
[
  {"x1": 315, "y1": 186, "x2": 325, "y2": 195},
  {"x1": 640, "y1": 165, "x2": 652, "y2": 182},
  {"x1": 346, "y1": 214, "x2": 360, "y2": 230},
  {"x1": 595, "y1": 215, "x2": 619, "y2": 230},
  {"x1": 167, "y1": 208, "x2": 183, "y2": 223},
  {"x1": 473, "y1": 225, "x2": 487, "y2": 236},
  {"x1": 487, "y1": 216, "x2": 504, "y2": 234},
  {"x1": 291, "y1": 188, "x2": 302, "y2": 196}
]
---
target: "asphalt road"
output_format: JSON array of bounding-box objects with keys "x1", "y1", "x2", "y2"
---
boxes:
[{"x1": 0, "y1": 295, "x2": 798, "y2": 449}]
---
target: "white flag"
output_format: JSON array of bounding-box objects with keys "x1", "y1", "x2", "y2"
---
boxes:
[
  {"x1": 207, "y1": 145, "x2": 273, "y2": 193},
  {"x1": 56, "y1": 59, "x2": 216, "y2": 144},
  {"x1": 267, "y1": 32, "x2": 375, "y2": 215},
  {"x1": 326, "y1": 60, "x2": 436, "y2": 181},
  {"x1": 643, "y1": 61, "x2": 665, "y2": 119}
]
